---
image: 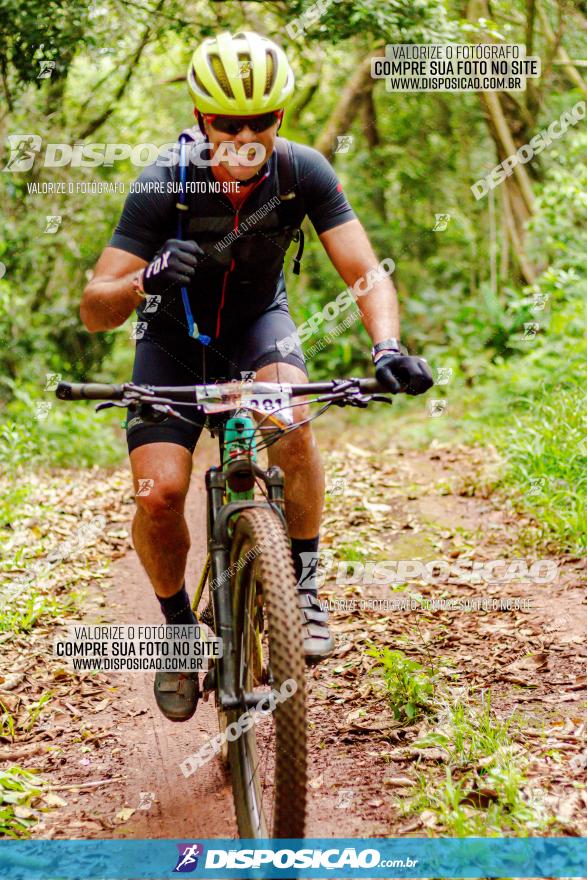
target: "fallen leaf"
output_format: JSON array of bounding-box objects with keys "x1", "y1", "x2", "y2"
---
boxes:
[
  {"x1": 0, "y1": 672, "x2": 25, "y2": 691},
  {"x1": 363, "y1": 500, "x2": 392, "y2": 514},
  {"x1": 308, "y1": 774, "x2": 324, "y2": 790},
  {"x1": 345, "y1": 718, "x2": 401, "y2": 735},
  {"x1": 569, "y1": 751, "x2": 587, "y2": 772},
  {"x1": 345, "y1": 443, "x2": 372, "y2": 459},
  {"x1": 383, "y1": 775, "x2": 415, "y2": 787},
  {"x1": 568, "y1": 675, "x2": 587, "y2": 691},
  {"x1": 92, "y1": 699, "x2": 110, "y2": 713},
  {"x1": 115, "y1": 807, "x2": 136, "y2": 823},
  {"x1": 64, "y1": 701, "x2": 81, "y2": 716},
  {"x1": 43, "y1": 793, "x2": 68, "y2": 808},
  {"x1": 13, "y1": 806, "x2": 36, "y2": 819},
  {"x1": 543, "y1": 693, "x2": 584, "y2": 703},
  {"x1": 555, "y1": 792, "x2": 581, "y2": 823},
  {"x1": 409, "y1": 746, "x2": 447, "y2": 761},
  {"x1": 0, "y1": 692, "x2": 20, "y2": 712},
  {"x1": 398, "y1": 818, "x2": 422, "y2": 833}
]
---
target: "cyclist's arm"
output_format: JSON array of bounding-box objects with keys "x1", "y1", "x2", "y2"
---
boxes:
[
  {"x1": 80, "y1": 247, "x2": 147, "y2": 332},
  {"x1": 297, "y1": 143, "x2": 400, "y2": 346},
  {"x1": 81, "y1": 161, "x2": 176, "y2": 332},
  {"x1": 319, "y1": 218, "x2": 400, "y2": 344}
]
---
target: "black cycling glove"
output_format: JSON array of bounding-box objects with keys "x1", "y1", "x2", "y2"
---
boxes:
[
  {"x1": 375, "y1": 352, "x2": 434, "y2": 395},
  {"x1": 142, "y1": 239, "x2": 205, "y2": 297}
]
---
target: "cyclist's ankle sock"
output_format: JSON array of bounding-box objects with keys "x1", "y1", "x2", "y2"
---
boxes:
[
  {"x1": 291, "y1": 535, "x2": 320, "y2": 592},
  {"x1": 157, "y1": 584, "x2": 197, "y2": 625}
]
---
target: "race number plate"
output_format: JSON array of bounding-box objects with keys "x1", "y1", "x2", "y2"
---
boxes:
[{"x1": 196, "y1": 382, "x2": 294, "y2": 427}]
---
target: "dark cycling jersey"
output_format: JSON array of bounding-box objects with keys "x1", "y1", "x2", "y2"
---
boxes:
[{"x1": 110, "y1": 135, "x2": 355, "y2": 341}]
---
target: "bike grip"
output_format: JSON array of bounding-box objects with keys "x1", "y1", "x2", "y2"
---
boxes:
[
  {"x1": 56, "y1": 382, "x2": 124, "y2": 401},
  {"x1": 359, "y1": 377, "x2": 386, "y2": 393}
]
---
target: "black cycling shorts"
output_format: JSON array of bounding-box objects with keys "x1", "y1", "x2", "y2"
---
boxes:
[{"x1": 126, "y1": 304, "x2": 307, "y2": 453}]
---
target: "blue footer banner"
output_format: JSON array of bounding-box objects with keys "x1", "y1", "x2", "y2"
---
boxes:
[{"x1": 0, "y1": 837, "x2": 586, "y2": 879}]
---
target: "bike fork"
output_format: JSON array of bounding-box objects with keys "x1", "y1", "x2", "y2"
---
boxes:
[{"x1": 203, "y1": 463, "x2": 287, "y2": 705}]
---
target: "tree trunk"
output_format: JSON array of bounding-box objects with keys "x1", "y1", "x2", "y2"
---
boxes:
[
  {"x1": 525, "y1": 0, "x2": 539, "y2": 118},
  {"x1": 479, "y1": 90, "x2": 535, "y2": 213},
  {"x1": 315, "y1": 49, "x2": 384, "y2": 161},
  {"x1": 468, "y1": 0, "x2": 539, "y2": 282},
  {"x1": 358, "y1": 87, "x2": 387, "y2": 222},
  {"x1": 501, "y1": 182, "x2": 537, "y2": 283},
  {"x1": 477, "y1": 92, "x2": 537, "y2": 283},
  {"x1": 537, "y1": 1, "x2": 587, "y2": 97}
]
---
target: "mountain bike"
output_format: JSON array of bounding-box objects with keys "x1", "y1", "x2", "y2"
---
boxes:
[{"x1": 55, "y1": 375, "x2": 393, "y2": 838}]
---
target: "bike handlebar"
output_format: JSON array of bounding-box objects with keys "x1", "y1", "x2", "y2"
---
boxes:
[
  {"x1": 56, "y1": 382, "x2": 127, "y2": 401},
  {"x1": 56, "y1": 377, "x2": 385, "y2": 402}
]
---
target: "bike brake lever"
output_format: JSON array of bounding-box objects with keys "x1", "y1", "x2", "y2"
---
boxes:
[
  {"x1": 339, "y1": 392, "x2": 393, "y2": 409},
  {"x1": 344, "y1": 394, "x2": 369, "y2": 408},
  {"x1": 95, "y1": 401, "x2": 127, "y2": 412}
]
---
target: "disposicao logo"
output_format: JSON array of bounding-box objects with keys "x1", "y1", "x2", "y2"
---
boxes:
[{"x1": 173, "y1": 843, "x2": 204, "y2": 873}]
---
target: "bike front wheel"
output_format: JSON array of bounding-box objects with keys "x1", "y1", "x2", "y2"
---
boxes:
[{"x1": 225, "y1": 506, "x2": 307, "y2": 838}]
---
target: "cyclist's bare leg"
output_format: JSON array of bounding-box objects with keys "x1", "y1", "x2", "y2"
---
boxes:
[
  {"x1": 130, "y1": 442, "x2": 199, "y2": 721},
  {"x1": 130, "y1": 442, "x2": 193, "y2": 598},
  {"x1": 254, "y1": 362, "x2": 332, "y2": 662},
  {"x1": 254, "y1": 362, "x2": 324, "y2": 538}
]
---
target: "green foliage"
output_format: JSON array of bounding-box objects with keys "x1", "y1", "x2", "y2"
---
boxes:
[
  {"x1": 0, "y1": 570, "x2": 79, "y2": 634},
  {"x1": 334, "y1": 540, "x2": 372, "y2": 564},
  {"x1": 368, "y1": 646, "x2": 435, "y2": 722},
  {"x1": 0, "y1": 196, "x2": 117, "y2": 386},
  {"x1": 404, "y1": 692, "x2": 550, "y2": 835},
  {"x1": 0, "y1": 0, "x2": 92, "y2": 88},
  {"x1": 458, "y1": 127, "x2": 587, "y2": 550},
  {"x1": 1, "y1": 693, "x2": 53, "y2": 739},
  {"x1": 0, "y1": 383, "x2": 124, "y2": 470},
  {"x1": 526, "y1": 132, "x2": 587, "y2": 271},
  {"x1": 493, "y1": 385, "x2": 586, "y2": 551},
  {"x1": 285, "y1": 0, "x2": 458, "y2": 45},
  {"x1": 0, "y1": 767, "x2": 44, "y2": 838},
  {"x1": 0, "y1": 382, "x2": 124, "y2": 538},
  {"x1": 1, "y1": 592, "x2": 51, "y2": 635},
  {"x1": 354, "y1": 122, "x2": 586, "y2": 551}
]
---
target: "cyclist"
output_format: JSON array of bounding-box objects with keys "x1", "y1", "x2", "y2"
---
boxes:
[{"x1": 80, "y1": 31, "x2": 433, "y2": 722}]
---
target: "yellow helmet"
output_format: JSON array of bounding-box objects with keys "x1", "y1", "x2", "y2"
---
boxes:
[{"x1": 187, "y1": 31, "x2": 295, "y2": 115}]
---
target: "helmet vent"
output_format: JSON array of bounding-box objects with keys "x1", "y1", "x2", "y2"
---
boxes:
[
  {"x1": 238, "y1": 53, "x2": 253, "y2": 99},
  {"x1": 265, "y1": 50, "x2": 277, "y2": 94},
  {"x1": 210, "y1": 53, "x2": 234, "y2": 99},
  {"x1": 192, "y1": 66, "x2": 211, "y2": 97}
]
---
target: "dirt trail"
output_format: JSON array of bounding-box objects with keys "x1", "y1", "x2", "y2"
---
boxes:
[
  {"x1": 28, "y1": 437, "x2": 236, "y2": 838},
  {"x1": 304, "y1": 428, "x2": 587, "y2": 837},
  {"x1": 4, "y1": 421, "x2": 587, "y2": 839}
]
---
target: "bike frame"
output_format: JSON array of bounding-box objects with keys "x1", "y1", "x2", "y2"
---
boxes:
[
  {"x1": 54, "y1": 375, "x2": 407, "y2": 839},
  {"x1": 55, "y1": 376, "x2": 392, "y2": 713},
  {"x1": 205, "y1": 411, "x2": 288, "y2": 713}
]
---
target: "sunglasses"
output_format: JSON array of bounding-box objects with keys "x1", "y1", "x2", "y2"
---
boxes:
[{"x1": 204, "y1": 110, "x2": 283, "y2": 135}]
